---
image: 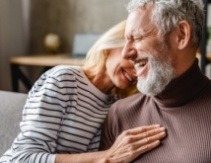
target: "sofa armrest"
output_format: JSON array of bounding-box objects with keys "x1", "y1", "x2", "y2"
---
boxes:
[{"x1": 0, "y1": 91, "x2": 27, "y2": 156}]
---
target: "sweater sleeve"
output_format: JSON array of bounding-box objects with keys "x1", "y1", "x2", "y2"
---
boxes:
[{"x1": 8, "y1": 66, "x2": 72, "y2": 163}]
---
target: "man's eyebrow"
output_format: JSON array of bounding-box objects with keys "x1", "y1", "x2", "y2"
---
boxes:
[
  {"x1": 125, "y1": 34, "x2": 133, "y2": 40},
  {"x1": 133, "y1": 34, "x2": 143, "y2": 39},
  {"x1": 125, "y1": 30, "x2": 138, "y2": 39},
  {"x1": 134, "y1": 28, "x2": 155, "y2": 39}
]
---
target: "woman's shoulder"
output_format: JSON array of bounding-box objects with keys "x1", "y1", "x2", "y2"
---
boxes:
[
  {"x1": 49, "y1": 65, "x2": 81, "y2": 75},
  {"x1": 43, "y1": 65, "x2": 84, "y2": 80}
]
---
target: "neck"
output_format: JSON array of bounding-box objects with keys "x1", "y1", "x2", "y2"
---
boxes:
[
  {"x1": 153, "y1": 59, "x2": 209, "y2": 107},
  {"x1": 83, "y1": 69, "x2": 114, "y2": 94},
  {"x1": 174, "y1": 47, "x2": 197, "y2": 77}
]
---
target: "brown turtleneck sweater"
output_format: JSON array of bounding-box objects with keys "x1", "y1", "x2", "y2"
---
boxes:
[{"x1": 100, "y1": 60, "x2": 211, "y2": 163}]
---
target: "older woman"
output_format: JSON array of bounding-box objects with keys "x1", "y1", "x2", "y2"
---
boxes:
[{"x1": 0, "y1": 20, "x2": 166, "y2": 163}]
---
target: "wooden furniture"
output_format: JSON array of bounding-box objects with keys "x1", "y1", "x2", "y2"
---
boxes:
[{"x1": 10, "y1": 54, "x2": 84, "y2": 92}]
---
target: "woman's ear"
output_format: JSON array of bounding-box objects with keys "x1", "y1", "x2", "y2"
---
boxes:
[{"x1": 175, "y1": 20, "x2": 191, "y2": 50}]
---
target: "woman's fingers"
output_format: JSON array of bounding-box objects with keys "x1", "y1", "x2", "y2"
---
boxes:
[
  {"x1": 105, "y1": 125, "x2": 167, "y2": 163},
  {"x1": 137, "y1": 126, "x2": 166, "y2": 140},
  {"x1": 133, "y1": 130, "x2": 166, "y2": 150},
  {"x1": 136, "y1": 140, "x2": 161, "y2": 155},
  {"x1": 120, "y1": 126, "x2": 166, "y2": 144},
  {"x1": 122, "y1": 124, "x2": 161, "y2": 135}
]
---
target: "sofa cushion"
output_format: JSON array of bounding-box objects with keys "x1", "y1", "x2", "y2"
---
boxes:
[{"x1": 0, "y1": 91, "x2": 27, "y2": 156}]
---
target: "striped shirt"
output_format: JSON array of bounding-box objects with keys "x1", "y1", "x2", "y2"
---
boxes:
[{"x1": 0, "y1": 65, "x2": 115, "y2": 163}]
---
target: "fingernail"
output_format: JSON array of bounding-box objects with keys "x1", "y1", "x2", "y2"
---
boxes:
[
  {"x1": 159, "y1": 127, "x2": 165, "y2": 131},
  {"x1": 160, "y1": 131, "x2": 166, "y2": 136},
  {"x1": 154, "y1": 140, "x2": 160, "y2": 145},
  {"x1": 154, "y1": 124, "x2": 161, "y2": 127}
]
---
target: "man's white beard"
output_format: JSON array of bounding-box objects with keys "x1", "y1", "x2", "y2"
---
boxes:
[{"x1": 136, "y1": 55, "x2": 174, "y2": 96}]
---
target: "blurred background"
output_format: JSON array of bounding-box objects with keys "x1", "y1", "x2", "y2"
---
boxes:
[
  {"x1": 1, "y1": 0, "x2": 211, "y2": 93},
  {"x1": 0, "y1": 0, "x2": 129, "y2": 92}
]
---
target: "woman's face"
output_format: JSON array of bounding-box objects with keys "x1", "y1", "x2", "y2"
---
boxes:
[{"x1": 105, "y1": 47, "x2": 137, "y2": 89}]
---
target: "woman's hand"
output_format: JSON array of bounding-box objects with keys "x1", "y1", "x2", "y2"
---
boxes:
[
  {"x1": 55, "y1": 125, "x2": 166, "y2": 163},
  {"x1": 104, "y1": 124, "x2": 166, "y2": 163}
]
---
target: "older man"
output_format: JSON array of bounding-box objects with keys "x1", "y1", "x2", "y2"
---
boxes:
[{"x1": 100, "y1": 0, "x2": 211, "y2": 162}]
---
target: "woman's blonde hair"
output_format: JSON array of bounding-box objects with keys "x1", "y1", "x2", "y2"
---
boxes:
[{"x1": 83, "y1": 20, "x2": 138, "y2": 99}]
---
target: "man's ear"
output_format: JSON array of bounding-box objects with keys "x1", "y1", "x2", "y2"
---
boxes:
[{"x1": 175, "y1": 20, "x2": 191, "y2": 50}]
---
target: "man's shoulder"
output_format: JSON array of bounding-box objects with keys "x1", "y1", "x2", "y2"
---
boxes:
[
  {"x1": 110, "y1": 93, "x2": 148, "y2": 113},
  {"x1": 119, "y1": 92, "x2": 144, "y2": 103},
  {"x1": 201, "y1": 78, "x2": 211, "y2": 96},
  {"x1": 207, "y1": 78, "x2": 211, "y2": 86}
]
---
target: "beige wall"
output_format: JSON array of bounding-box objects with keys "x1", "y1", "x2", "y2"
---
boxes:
[
  {"x1": 0, "y1": 0, "x2": 29, "y2": 91},
  {"x1": 0, "y1": 0, "x2": 129, "y2": 91},
  {"x1": 29, "y1": 0, "x2": 128, "y2": 53}
]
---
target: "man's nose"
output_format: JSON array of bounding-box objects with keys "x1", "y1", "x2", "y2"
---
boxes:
[{"x1": 121, "y1": 42, "x2": 136, "y2": 60}]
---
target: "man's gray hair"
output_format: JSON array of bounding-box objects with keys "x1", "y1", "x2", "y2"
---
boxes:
[{"x1": 127, "y1": 0, "x2": 204, "y2": 47}]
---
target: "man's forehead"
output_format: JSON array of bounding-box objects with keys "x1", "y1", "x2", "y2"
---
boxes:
[{"x1": 125, "y1": 8, "x2": 153, "y2": 37}]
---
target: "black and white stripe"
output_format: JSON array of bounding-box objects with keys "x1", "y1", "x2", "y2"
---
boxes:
[{"x1": 0, "y1": 65, "x2": 115, "y2": 163}]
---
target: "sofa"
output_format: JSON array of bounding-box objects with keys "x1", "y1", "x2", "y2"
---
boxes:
[{"x1": 0, "y1": 90, "x2": 27, "y2": 156}]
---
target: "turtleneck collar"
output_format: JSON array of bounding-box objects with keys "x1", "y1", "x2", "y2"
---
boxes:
[{"x1": 152, "y1": 59, "x2": 210, "y2": 107}]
